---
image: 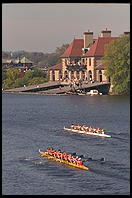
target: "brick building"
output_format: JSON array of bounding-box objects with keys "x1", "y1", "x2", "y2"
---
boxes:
[{"x1": 49, "y1": 29, "x2": 129, "y2": 83}]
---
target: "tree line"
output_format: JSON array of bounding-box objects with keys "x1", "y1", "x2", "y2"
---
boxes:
[
  {"x1": 102, "y1": 34, "x2": 130, "y2": 95},
  {"x1": 2, "y1": 43, "x2": 69, "y2": 90},
  {"x1": 2, "y1": 43, "x2": 69, "y2": 68}
]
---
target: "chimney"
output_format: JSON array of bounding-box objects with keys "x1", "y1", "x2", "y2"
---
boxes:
[
  {"x1": 83, "y1": 30, "x2": 93, "y2": 48},
  {"x1": 101, "y1": 28, "x2": 111, "y2": 37}
]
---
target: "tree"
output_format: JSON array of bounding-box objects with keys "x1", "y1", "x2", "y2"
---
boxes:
[
  {"x1": 6, "y1": 68, "x2": 21, "y2": 81},
  {"x1": 102, "y1": 34, "x2": 130, "y2": 95}
]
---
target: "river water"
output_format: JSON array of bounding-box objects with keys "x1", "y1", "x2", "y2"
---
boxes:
[{"x1": 2, "y1": 93, "x2": 130, "y2": 195}]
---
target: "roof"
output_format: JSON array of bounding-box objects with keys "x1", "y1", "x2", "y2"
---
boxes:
[
  {"x1": 84, "y1": 37, "x2": 119, "y2": 57},
  {"x1": 60, "y1": 39, "x2": 84, "y2": 57},
  {"x1": 95, "y1": 63, "x2": 108, "y2": 70},
  {"x1": 49, "y1": 63, "x2": 62, "y2": 70},
  {"x1": 20, "y1": 57, "x2": 33, "y2": 63}
]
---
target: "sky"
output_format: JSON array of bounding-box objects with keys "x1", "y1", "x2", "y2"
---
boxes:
[{"x1": 2, "y1": 3, "x2": 130, "y2": 53}]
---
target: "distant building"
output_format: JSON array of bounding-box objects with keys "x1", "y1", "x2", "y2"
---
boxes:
[
  {"x1": 49, "y1": 29, "x2": 129, "y2": 83},
  {"x1": 2, "y1": 56, "x2": 33, "y2": 71}
]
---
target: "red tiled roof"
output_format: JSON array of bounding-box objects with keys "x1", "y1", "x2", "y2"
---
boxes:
[
  {"x1": 48, "y1": 63, "x2": 62, "y2": 70},
  {"x1": 60, "y1": 39, "x2": 84, "y2": 57},
  {"x1": 95, "y1": 63, "x2": 108, "y2": 70},
  {"x1": 84, "y1": 37, "x2": 119, "y2": 56}
]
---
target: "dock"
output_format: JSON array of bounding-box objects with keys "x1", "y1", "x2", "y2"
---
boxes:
[{"x1": 3, "y1": 81, "x2": 110, "y2": 95}]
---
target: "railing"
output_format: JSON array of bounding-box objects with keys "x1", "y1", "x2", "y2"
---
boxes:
[{"x1": 66, "y1": 64, "x2": 86, "y2": 71}]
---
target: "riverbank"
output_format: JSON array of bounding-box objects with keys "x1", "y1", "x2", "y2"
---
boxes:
[{"x1": 2, "y1": 91, "x2": 115, "y2": 96}]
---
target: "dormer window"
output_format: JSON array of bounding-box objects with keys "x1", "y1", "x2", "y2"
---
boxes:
[{"x1": 82, "y1": 48, "x2": 88, "y2": 54}]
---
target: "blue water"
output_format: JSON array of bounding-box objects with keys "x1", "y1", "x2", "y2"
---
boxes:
[{"x1": 2, "y1": 93, "x2": 130, "y2": 195}]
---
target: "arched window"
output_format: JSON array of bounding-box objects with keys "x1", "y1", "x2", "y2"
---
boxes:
[
  {"x1": 64, "y1": 70, "x2": 68, "y2": 79},
  {"x1": 89, "y1": 58, "x2": 91, "y2": 66},
  {"x1": 71, "y1": 71, "x2": 74, "y2": 80},
  {"x1": 76, "y1": 71, "x2": 80, "y2": 79},
  {"x1": 88, "y1": 70, "x2": 92, "y2": 81},
  {"x1": 82, "y1": 70, "x2": 85, "y2": 80}
]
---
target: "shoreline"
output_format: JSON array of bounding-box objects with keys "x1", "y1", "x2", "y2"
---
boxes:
[{"x1": 2, "y1": 91, "x2": 125, "y2": 96}]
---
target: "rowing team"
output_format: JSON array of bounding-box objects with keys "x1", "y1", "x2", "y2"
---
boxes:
[
  {"x1": 46, "y1": 147, "x2": 83, "y2": 166},
  {"x1": 70, "y1": 124, "x2": 105, "y2": 134}
]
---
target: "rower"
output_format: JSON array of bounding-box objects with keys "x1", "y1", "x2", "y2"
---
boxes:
[
  {"x1": 71, "y1": 124, "x2": 74, "y2": 129},
  {"x1": 93, "y1": 128, "x2": 96, "y2": 133},
  {"x1": 85, "y1": 126, "x2": 89, "y2": 132},
  {"x1": 77, "y1": 158, "x2": 83, "y2": 166},
  {"x1": 67, "y1": 154, "x2": 73, "y2": 163},
  {"x1": 101, "y1": 129, "x2": 105, "y2": 134},
  {"x1": 77, "y1": 124, "x2": 80, "y2": 130}
]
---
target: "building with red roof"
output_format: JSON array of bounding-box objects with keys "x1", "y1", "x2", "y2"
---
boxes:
[
  {"x1": 60, "y1": 39, "x2": 84, "y2": 58},
  {"x1": 49, "y1": 29, "x2": 129, "y2": 83}
]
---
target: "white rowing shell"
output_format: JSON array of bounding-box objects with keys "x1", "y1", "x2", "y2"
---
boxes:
[{"x1": 64, "y1": 127, "x2": 111, "y2": 138}]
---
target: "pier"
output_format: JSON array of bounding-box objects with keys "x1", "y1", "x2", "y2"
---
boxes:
[{"x1": 3, "y1": 81, "x2": 111, "y2": 95}]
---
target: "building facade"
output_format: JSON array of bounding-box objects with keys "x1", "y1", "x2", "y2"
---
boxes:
[{"x1": 48, "y1": 29, "x2": 129, "y2": 83}]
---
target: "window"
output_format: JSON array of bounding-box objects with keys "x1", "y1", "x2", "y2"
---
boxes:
[
  {"x1": 89, "y1": 58, "x2": 91, "y2": 66},
  {"x1": 82, "y1": 59, "x2": 85, "y2": 63}
]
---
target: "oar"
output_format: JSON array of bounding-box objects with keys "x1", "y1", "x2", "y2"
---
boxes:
[
  {"x1": 100, "y1": 157, "x2": 105, "y2": 162},
  {"x1": 72, "y1": 153, "x2": 85, "y2": 158},
  {"x1": 83, "y1": 157, "x2": 105, "y2": 162}
]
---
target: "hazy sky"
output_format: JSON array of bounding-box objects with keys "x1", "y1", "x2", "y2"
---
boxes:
[{"x1": 2, "y1": 3, "x2": 130, "y2": 53}]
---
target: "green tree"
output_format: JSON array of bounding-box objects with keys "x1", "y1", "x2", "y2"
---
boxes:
[
  {"x1": 2, "y1": 69, "x2": 7, "y2": 81},
  {"x1": 6, "y1": 68, "x2": 21, "y2": 81},
  {"x1": 102, "y1": 34, "x2": 130, "y2": 95},
  {"x1": 14, "y1": 78, "x2": 27, "y2": 88}
]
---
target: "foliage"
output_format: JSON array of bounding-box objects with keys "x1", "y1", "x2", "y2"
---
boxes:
[
  {"x1": 6, "y1": 68, "x2": 21, "y2": 81},
  {"x1": 2, "y1": 68, "x2": 49, "y2": 89},
  {"x1": 27, "y1": 77, "x2": 48, "y2": 85},
  {"x1": 102, "y1": 34, "x2": 130, "y2": 95},
  {"x1": 14, "y1": 78, "x2": 27, "y2": 88},
  {"x1": 2, "y1": 43, "x2": 69, "y2": 89},
  {"x1": 2, "y1": 69, "x2": 7, "y2": 81}
]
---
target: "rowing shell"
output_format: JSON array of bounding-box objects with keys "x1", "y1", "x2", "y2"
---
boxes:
[
  {"x1": 39, "y1": 149, "x2": 89, "y2": 171},
  {"x1": 64, "y1": 127, "x2": 111, "y2": 138}
]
